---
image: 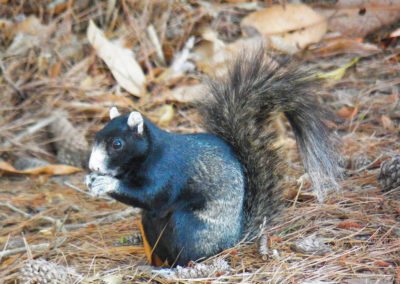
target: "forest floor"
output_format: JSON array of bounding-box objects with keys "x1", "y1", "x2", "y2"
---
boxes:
[{"x1": 0, "y1": 1, "x2": 399, "y2": 283}]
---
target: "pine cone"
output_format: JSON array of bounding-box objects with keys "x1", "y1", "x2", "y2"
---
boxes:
[
  {"x1": 378, "y1": 155, "x2": 400, "y2": 192},
  {"x1": 48, "y1": 114, "x2": 89, "y2": 168},
  {"x1": 351, "y1": 154, "x2": 371, "y2": 170},
  {"x1": 20, "y1": 259, "x2": 81, "y2": 284},
  {"x1": 174, "y1": 258, "x2": 230, "y2": 279}
]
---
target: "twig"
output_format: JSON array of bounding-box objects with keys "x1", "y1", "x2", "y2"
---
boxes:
[
  {"x1": 0, "y1": 243, "x2": 50, "y2": 259},
  {"x1": 0, "y1": 231, "x2": 68, "y2": 260},
  {"x1": 0, "y1": 234, "x2": 11, "y2": 263},
  {"x1": 0, "y1": 202, "x2": 31, "y2": 218},
  {"x1": 0, "y1": 202, "x2": 58, "y2": 224}
]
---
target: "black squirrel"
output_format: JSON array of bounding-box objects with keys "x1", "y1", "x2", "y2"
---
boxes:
[{"x1": 85, "y1": 50, "x2": 340, "y2": 266}]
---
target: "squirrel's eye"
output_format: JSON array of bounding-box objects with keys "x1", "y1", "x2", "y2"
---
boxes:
[{"x1": 111, "y1": 138, "x2": 123, "y2": 150}]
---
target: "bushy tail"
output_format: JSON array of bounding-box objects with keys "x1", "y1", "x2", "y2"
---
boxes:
[{"x1": 197, "y1": 50, "x2": 340, "y2": 238}]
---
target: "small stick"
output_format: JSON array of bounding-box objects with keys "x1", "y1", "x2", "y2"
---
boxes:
[
  {"x1": 0, "y1": 202, "x2": 31, "y2": 218},
  {"x1": 0, "y1": 234, "x2": 11, "y2": 263},
  {"x1": 0, "y1": 243, "x2": 50, "y2": 259},
  {"x1": 0, "y1": 202, "x2": 58, "y2": 224}
]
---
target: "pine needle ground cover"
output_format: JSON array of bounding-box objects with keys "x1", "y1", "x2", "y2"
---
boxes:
[{"x1": 0, "y1": 1, "x2": 399, "y2": 283}]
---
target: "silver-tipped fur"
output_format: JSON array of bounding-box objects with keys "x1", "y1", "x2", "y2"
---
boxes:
[{"x1": 198, "y1": 49, "x2": 340, "y2": 237}]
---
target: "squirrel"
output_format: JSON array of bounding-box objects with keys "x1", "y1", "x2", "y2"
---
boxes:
[{"x1": 85, "y1": 49, "x2": 340, "y2": 267}]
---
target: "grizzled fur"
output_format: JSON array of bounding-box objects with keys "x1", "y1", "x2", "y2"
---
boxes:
[
  {"x1": 87, "y1": 49, "x2": 339, "y2": 266},
  {"x1": 197, "y1": 50, "x2": 340, "y2": 238}
]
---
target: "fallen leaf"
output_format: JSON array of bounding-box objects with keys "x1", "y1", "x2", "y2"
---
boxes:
[
  {"x1": 165, "y1": 84, "x2": 206, "y2": 103},
  {"x1": 318, "y1": 0, "x2": 400, "y2": 38},
  {"x1": 316, "y1": 57, "x2": 359, "y2": 81},
  {"x1": 47, "y1": 0, "x2": 70, "y2": 14},
  {"x1": 48, "y1": 62, "x2": 62, "y2": 78},
  {"x1": 337, "y1": 106, "x2": 359, "y2": 120},
  {"x1": 337, "y1": 221, "x2": 363, "y2": 229},
  {"x1": 311, "y1": 37, "x2": 380, "y2": 57},
  {"x1": 374, "y1": 260, "x2": 391, "y2": 267},
  {"x1": 270, "y1": 235, "x2": 283, "y2": 244},
  {"x1": 193, "y1": 34, "x2": 265, "y2": 75},
  {"x1": 241, "y1": 4, "x2": 327, "y2": 53},
  {"x1": 229, "y1": 249, "x2": 238, "y2": 255},
  {"x1": 0, "y1": 161, "x2": 81, "y2": 175},
  {"x1": 87, "y1": 20, "x2": 146, "y2": 96}
]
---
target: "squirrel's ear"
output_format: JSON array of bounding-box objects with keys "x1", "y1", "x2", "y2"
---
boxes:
[
  {"x1": 127, "y1": 111, "x2": 144, "y2": 135},
  {"x1": 109, "y1": 106, "x2": 121, "y2": 120}
]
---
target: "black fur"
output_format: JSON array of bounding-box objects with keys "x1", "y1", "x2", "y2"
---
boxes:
[
  {"x1": 88, "y1": 115, "x2": 245, "y2": 266},
  {"x1": 87, "y1": 49, "x2": 339, "y2": 266}
]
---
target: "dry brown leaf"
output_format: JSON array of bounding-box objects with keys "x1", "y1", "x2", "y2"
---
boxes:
[
  {"x1": 337, "y1": 221, "x2": 363, "y2": 229},
  {"x1": 374, "y1": 260, "x2": 392, "y2": 267},
  {"x1": 311, "y1": 37, "x2": 380, "y2": 57},
  {"x1": 318, "y1": 0, "x2": 400, "y2": 37},
  {"x1": 47, "y1": 0, "x2": 70, "y2": 14},
  {"x1": 0, "y1": 161, "x2": 81, "y2": 176},
  {"x1": 48, "y1": 62, "x2": 62, "y2": 78},
  {"x1": 87, "y1": 20, "x2": 146, "y2": 96},
  {"x1": 165, "y1": 84, "x2": 206, "y2": 103},
  {"x1": 337, "y1": 106, "x2": 358, "y2": 120},
  {"x1": 270, "y1": 235, "x2": 283, "y2": 244},
  {"x1": 193, "y1": 35, "x2": 264, "y2": 75},
  {"x1": 241, "y1": 4, "x2": 327, "y2": 53}
]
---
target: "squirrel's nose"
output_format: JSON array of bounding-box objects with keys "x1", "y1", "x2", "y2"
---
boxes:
[
  {"x1": 88, "y1": 159, "x2": 100, "y2": 172},
  {"x1": 88, "y1": 145, "x2": 107, "y2": 172}
]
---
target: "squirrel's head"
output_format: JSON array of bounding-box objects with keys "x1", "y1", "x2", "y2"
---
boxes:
[{"x1": 88, "y1": 107, "x2": 149, "y2": 177}]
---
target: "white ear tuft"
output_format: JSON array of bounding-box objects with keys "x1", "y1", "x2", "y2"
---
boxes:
[
  {"x1": 127, "y1": 111, "x2": 144, "y2": 134},
  {"x1": 109, "y1": 106, "x2": 121, "y2": 120}
]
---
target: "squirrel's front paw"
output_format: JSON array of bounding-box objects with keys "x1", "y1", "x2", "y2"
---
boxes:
[{"x1": 85, "y1": 173, "x2": 119, "y2": 197}]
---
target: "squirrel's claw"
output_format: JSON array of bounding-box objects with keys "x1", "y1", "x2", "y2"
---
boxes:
[{"x1": 86, "y1": 172, "x2": 119, "y2": 197}]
